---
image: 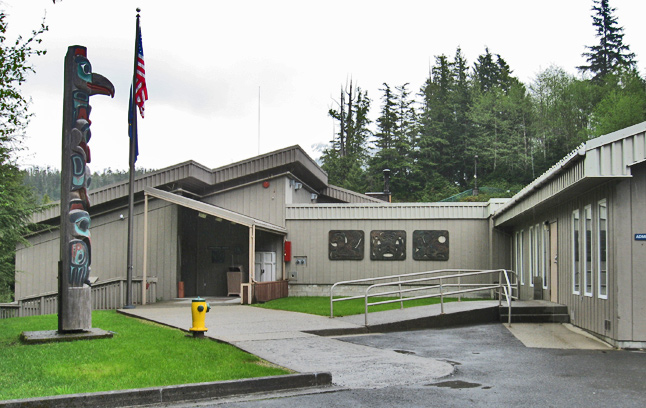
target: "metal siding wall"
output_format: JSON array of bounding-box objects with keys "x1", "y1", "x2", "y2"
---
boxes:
[
  {"x1": 286, "y1": 203, "x2": 490, "y2": 220},
  {"x1": 290, "y1": 180, "x2": 317, "y2": 204},
  {"x1": 492, "y1": 228, "x2": 512, "y2": 270},
  {"x1": 204, "y1": 178, "x2": 287, "y2": 227},
  {"x1": 91, "y1": 210, "x2": 128, "y2": 283},
  {"x1": 510, "y1": 183, "x2": 617, "y2": 339},
  {"x1": 630, "y1": 165, "x2": 646, "y2": 340},
  {"x1": 17, "y1": 199, "x2": 178, "y2": 302},
  {"x1": 139, "y1": 200, "x2": 178, "y2": 300},
  {"x1": 614, "y1": 178, "x2": 633, "y2": 341},
  {"x1": 285, "y1": 218, "x2": 490, "y2": 285},
  {"x1": 495, "y1": 162, "x2": 585, "y2": 226},
  {"x1": 15, "y1": 230, "x2": 59, "y2": 299},
  {"x1": 558, "y1": 187, "x2": 614, "y2": 339}
]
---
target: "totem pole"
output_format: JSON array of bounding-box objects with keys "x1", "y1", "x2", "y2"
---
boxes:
[{"x1": 59, "y1": 46, "x2": 114, "y2": 333}]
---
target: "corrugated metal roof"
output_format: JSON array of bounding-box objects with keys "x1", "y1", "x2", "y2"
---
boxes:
[
  {"x1": 286, "y1": 202, "x2": 493, "y2": 220},
  {"x1": 145, "y1": 187, "x2": 287, "y2": 234},
  {"x1": 32, "y1": 161, "x2": 213, "y2": 223},
  {"x1": 322, "y1": 185, "x2": 384, "y2": 203},
  {"x1": 30, "y1": 146, "x2": 329, "y2": 224},
  {"x1": 212, "y1": 146, "x2": 328, "y2": 190},
  {"x1": 493, "y1": 121, "x2": 646, "y2": 226}
]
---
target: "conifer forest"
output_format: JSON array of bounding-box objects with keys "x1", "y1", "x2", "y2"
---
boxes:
[{"x1": 320, "y1": 0, "x2": 646, "y2": 202}]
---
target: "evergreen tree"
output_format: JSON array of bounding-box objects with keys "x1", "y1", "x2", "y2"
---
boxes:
[
  {"x1": 591, "y1": 69, "x2": 646, "y2": 136},
  {"x1": 414, "y1": 54, "x2": 462, "y2": 201},
  {"x1": 470, "y1": 48, "x2": 535, "y2": 184},
  {"x1": 369, "y1": 83, "x2": 416, "y2": 200},
  {"x1": 0, "y1": 11, "x2": 48, "y2": 301},
  {"x1": 392, "y1": 83, "x2": 417, "y2": 196},
  {"x1": 579, "y1": 0, "x2": 636, "y2": 81},
  {"x1": 321, "y1": 80, "x2": 371, "y2": 192},
  {"x1": 529, "y1": 66, "x2": 594, "y2": 169},
  {"x1": 473, "y1": 48, "x2": 513, "y2": 93},
  {"x1": 450, "y1": 47, "x2": 474, "y2": 188},
  {"x1": 417, "y1": 56, "x2": 451, "y2": 177},
  {"x1": 22, "y1": 166, "x2": 156, "y2": 204}
]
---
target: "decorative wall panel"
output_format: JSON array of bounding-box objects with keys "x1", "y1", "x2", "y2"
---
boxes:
[
  {"x1": 370, "y1": 230, "x2": 406, "y2": 260},
  {"x1": 329, "y1": 230, "x2": 364, "y2": 260},
  {"x1": 413, "y1": 230, "x2": 450, "y2": 261}
]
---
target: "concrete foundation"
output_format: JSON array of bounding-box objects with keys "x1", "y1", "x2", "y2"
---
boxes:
[{"x1": 20, "y1": 328, "x2": 113, "y2": 345}]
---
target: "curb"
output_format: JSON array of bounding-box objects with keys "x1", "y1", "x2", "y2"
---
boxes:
[
  {"x1": 0, "y1": 372, "x2": 333, "y2": 408},
  {"x1": 306, "y1": 306, "x2": 500, "y2": 337}
]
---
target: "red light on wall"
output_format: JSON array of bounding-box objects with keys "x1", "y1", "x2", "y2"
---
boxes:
[
  {"x1": 262, "y1": 181, "x2": 270, "y2": 188},
  {"x1": 284, "y1": 241, "x2": 292, "y2": 262}
]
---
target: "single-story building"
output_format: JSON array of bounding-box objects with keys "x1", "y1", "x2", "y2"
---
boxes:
[
  {"x1": 7, "y1": 121, "x2": 646, "y2": 348},
  {"x1": 493, "y1": 121, "x2": 646, "y2": 349}
]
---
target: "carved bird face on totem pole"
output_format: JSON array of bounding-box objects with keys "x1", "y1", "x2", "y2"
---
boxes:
[{"x1": 63, "y1": 46, "x2": 114, "y2": 288}]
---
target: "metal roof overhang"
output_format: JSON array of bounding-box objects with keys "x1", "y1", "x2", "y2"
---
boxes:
[
  {"x1": 492, "y1": 176, "x2": 623, "y2": 228},
  {"x1": 144, "y1": 186, "x2": 287, "y2": 235}
]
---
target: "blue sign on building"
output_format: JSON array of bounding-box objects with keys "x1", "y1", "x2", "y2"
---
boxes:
[{"x1": 636, "y1": 234, "x2": 646, "y2": 241}]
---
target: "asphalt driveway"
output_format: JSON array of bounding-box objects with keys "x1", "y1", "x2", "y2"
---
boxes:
[{"x1": 175, "y1": 323, "x2": 646, "y2": 407}]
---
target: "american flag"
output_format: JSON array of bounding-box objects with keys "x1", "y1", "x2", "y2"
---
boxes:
[{"x1": 134, "y1": 27, "x2": 147, "y2": 118}]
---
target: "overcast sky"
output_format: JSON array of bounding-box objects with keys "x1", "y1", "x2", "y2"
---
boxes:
[{"x1": 3, "y1": 0, "x2": 646, "y2": 172}]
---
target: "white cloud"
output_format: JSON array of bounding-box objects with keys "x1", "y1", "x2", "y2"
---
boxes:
[{"x1": 5, "y1": 0, "x2": 645, "y2": 172}]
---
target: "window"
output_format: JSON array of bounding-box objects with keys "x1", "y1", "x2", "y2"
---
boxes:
[
  {"x1": 572, "y1": 210, "x2": 580, "y2": 294},
  {"x1": 529, "y1": 226, "x2": 534, "y2": 287},
  {"x1": 515, "y1": 232, "x2": 520, "y2": 281},
  {"x1": 598, "y1": 199, "x2": 608, "y2": 299},
  {"x1": 584, "y1": 205, "x2": 593, "y2": 296},
  {"x1": 519, "y1": 230, "x2": 524, "y2": 285},
  {"x1": 535, "y1": 224, "x2": 541, "y2": 284},
  {"x1": 542, "y1": 224, "x2": 549, "y2": 289}
]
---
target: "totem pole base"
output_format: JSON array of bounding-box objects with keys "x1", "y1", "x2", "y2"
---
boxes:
[
  {"x1": 60, "y1": 286, "x2": 92, "y2": 333},
  {"x1": 20, "y1": 328, "x2": 113, "y2": 345}
]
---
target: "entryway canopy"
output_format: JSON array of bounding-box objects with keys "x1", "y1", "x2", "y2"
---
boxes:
[
  {"x1": 143, "y1": 186, "x2": 287, "y2": 235},
  {"x1": 140, "y1": 187, "x2": 287, "y2": 304}
]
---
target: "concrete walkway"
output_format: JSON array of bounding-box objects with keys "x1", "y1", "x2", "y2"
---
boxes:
[
  {"x1": 119, "y1": 299, "x2": 458, "y2": 389},
  {"x1": 505, "y1": 323, "x2": 613, "y2": 349},
  {"x1": 118, "y1": 298, "x2": 611, "y2": 389}
]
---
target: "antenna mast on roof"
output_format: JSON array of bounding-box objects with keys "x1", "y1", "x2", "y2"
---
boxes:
[{"x1": 258, "y1": 86, "x2": 261, "y2": 156}]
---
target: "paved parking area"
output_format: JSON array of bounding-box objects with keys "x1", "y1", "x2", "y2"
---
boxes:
[
  {"x1": 174, "y1": 323, "x2": 644, "y2": 407},
  {"x1": 123, "y1": 301, "x2": 645, "y2": 408}
]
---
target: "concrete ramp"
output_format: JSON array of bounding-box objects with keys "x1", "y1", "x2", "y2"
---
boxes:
[{"x1": 504, "y1": 323, "x2": 613, "y2": 349}]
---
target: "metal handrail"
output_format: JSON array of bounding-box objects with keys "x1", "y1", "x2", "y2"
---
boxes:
[
  {"x1": 330, "y1": 269, "x2": 485, "y2": 318},
  {"x1": 330, "y1": 269, "x2": 518, "y2": 326}
]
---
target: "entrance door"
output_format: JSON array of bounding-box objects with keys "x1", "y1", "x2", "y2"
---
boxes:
[
  {"x1": 254, "y1": 252, "x2": 276, "y2": 282},
  {"x1": 549, "y1": 221, "x2": 558, "y2": 302}
]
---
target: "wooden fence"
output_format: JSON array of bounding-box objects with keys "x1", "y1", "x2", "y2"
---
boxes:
[
  {"x1": 0, "y1": 277, "x2": 157, "y2": 319},
  {"x1": 254, "y1": 280, "x2": 289, "y2": 303}
]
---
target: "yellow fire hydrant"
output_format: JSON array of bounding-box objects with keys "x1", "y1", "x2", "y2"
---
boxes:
[{"x1": 189, "y1": 297, "x2": 211, "y2": 338}]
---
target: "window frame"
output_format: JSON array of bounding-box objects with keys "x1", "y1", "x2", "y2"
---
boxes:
[
  {"x1": 542, "y1": 223, "x2": 548, "y2": 289},
  {"x1": 535, "y1": 224, "x2": 541, "y2": 282},
  {"x1": 572, "y1": 209, "x2": 581, "y2": 295},
  {"x1": 597, "y1": 199, "x2": 608, "y2": 300},
  {"x1": 529, "y1": 226, "x2": 534, "y2": 287},
  {"x1": 519, "y1": 230, "x2": 524, "y2": 286},
  {"x1": 583, "y1": 205, "x2": 593, "y2": 297}
]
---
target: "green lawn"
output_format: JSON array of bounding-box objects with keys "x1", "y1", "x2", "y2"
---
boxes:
[
  {"x1": 0, "y1": 311, "x2": 290, "y2": 401},
  {"x1": 252, "y1": 295, "x2": 482, "y2": 317}
]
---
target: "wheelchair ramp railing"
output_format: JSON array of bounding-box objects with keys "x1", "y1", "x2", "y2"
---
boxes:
[{"x1": 330, "y1": 269, "x2": 518, "y2": 326}]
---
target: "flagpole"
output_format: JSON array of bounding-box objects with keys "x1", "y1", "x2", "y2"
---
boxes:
[{"x1": 124, "y1": 8, "x2": 141, "y2": 309}]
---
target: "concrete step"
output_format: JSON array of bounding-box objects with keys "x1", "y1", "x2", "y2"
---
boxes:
[
  {"x1": 500, "y1": 314, "x2": 571, "y2": 323},
  {"x1": 499, "y1": 304, "x2": 570, "y2": 323},
  {"x1": 501, "y1": 306, "x2": 569, "y2": 315}
]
